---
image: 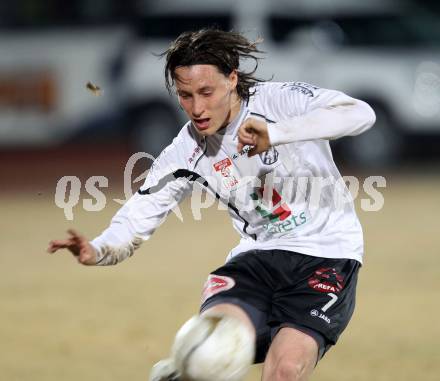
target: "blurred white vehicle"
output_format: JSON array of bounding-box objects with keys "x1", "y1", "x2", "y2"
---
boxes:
[
  {"x1": 2, "y1": 0, "x2": 440, "y2": 165},
  {"x1": 0, "y1": 29, "x2": 131, "y2": 147},
  {"x1": 0, "y1": 3, "x2": 130, "y2": 149}
]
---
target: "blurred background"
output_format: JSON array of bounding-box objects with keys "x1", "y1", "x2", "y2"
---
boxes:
[{"x1": 1, "y1": 0, "x2": 439, "y2": 380}]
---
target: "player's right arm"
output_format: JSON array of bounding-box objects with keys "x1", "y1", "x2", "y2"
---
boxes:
[
  {"x1": 237, "y1": 82, "x2": 376, "y2": 155},
  {"x1": 48, "y1": 132, "x2": 194, "y2": 266},
  {"x1": 266, "y1": 83, "x2": 377, "y2": 145}
]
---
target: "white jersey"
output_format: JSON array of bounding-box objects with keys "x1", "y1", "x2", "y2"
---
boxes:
[{"x1": 91, "y1": 82, "x2": 376, "y2": 265}]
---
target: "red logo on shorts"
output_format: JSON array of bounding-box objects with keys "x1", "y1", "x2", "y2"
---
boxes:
[
  {"x1": 201, "y1": 274, "x2": 235, "y2": 304},
  {"x1": 308, "y1": 267, "x2": 345, "y2": 293}
]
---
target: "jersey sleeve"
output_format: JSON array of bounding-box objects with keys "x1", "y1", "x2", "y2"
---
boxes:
[
  {"x1": 90, "y1": 137, "x2": 193, "y2": 266},
  {"x1": 266, "y1": 82, "x2": 376, "y2": 145}
]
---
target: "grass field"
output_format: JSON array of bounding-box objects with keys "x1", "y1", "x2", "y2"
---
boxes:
[{"x1": 1, "y1": 172, "x2": 439, "y2": 380}]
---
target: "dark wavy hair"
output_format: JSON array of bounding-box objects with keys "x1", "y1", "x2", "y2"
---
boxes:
[{"x1": 161, "y1": 28, "x2": 265, "y2": 101}]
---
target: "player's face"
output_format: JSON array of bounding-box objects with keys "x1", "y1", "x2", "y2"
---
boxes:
[{"x1": 174, "y1": 65, "x2": 240, "y2": 136}]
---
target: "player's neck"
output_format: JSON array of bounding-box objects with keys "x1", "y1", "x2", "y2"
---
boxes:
[{"x1": 227, "y1": 91, "x2": 242, "y2": 125}]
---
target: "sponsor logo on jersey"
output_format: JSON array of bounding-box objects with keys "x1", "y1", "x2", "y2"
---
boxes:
[
  {"x1": 308, "y1": 268, "x2": 345, "y2": 293},
  {"x1": 213, "y1": 157, "x2": 239, "y2": 189},
  {"x1": 250, "y1": 186, "x2": 307, "y2": 234},
  {"x1": 259, "y1": 146, "x2": 279, "y2": 165},
  {"x1": 213, "y1": 157, "x2": 233, "y2": 175},
  {"x1": 310, "y1": 309, "x2": 331, "y2": 324},
  {"x1": 201, "y1": 274, "x2": 236, "y2": 304}
]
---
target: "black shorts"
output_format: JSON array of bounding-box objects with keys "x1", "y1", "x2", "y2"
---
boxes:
[{"x1": 200, "y1": 250, "x2": 360, "y2": 363}]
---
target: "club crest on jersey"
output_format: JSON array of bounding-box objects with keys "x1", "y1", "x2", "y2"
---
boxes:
[
  {"x1": 308, "y1": 268, "x2": 345, "y2": 293},
  {"x1": 213, "y1": 157, "x2": 238, "y2": 189},
  {"x1": 201, "y1": 274, "x2": 235, "y2": 304},
  {"x1": 259, "y1": 147, "x2": 279, "y2": 165}
]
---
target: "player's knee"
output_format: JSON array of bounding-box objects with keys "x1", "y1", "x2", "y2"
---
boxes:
[
  {"x1": 171, "y1": 314, "x2": 255, "y2": 381},
  {"x1": 273, "y1": 357, "x2": 307, "y2": 381},
  {"x1": 201, "y1": 302, "x2": 256, "y2": 339}
]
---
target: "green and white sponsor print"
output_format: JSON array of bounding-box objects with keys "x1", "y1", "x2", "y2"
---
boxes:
[{"x1": 250, "y1": 187, "x2": 307, "y2": 234}]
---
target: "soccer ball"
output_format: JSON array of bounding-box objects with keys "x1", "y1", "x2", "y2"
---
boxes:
[{"x1": 171, "y1": 314, "x2": 255, "y2": 381}]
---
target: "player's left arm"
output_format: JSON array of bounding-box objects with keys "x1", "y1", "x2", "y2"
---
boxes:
[{"x1": 238, "y1": 86, "x2": 376, "y2": 156}]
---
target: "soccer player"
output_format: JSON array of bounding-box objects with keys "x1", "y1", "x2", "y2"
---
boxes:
[{"x1": 48, "y1": 29, "x2": 375, "y2": 381}]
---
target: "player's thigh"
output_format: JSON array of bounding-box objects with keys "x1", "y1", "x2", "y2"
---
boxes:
[{"x1": 262, "y1": 327, "x2": 318, "y2": 381}]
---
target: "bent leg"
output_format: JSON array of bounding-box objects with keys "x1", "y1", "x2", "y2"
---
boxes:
[{"x1": 262, "y1": 327, "x2": 318, "y2": 381}]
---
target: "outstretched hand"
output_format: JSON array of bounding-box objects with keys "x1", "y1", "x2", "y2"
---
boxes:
[
  {"x1": 237, "y1": 118, "x2": 271, "y2": 156},
  {"x1": 47, "y1": 229, "x2": 97, "y2": 265}
]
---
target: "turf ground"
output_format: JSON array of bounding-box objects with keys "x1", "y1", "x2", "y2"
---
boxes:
[{"x1": 1, "y1": 171, "x2": 439, "y2": 380}]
